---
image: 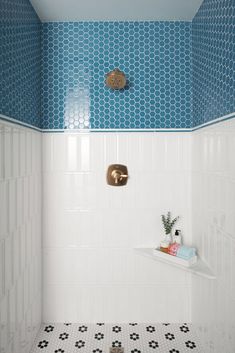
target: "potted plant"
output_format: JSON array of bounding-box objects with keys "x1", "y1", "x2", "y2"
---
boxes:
[{"x1": 161, "y1": 211, "x2": 179, "y2": 244}]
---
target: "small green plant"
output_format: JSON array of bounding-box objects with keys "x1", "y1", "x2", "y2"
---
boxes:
[{"x1": 161, "y1": 212, "x2": 179, "y2": 235}]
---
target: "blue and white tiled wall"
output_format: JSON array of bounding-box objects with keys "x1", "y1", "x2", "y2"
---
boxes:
[
  {"x1": 42, "y1": 22, "x2": 192, "y2": 130},
  {"x1": 192, "y1": 0, "x2": 235, "y2": 127},
  {"x1": 0, "y1": 0, "x2": 41, "y2": 128}
]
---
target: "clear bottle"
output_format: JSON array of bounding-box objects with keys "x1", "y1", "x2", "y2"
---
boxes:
[{"x1": 173, "y1": 230, "x2": 182, "y2": 245}]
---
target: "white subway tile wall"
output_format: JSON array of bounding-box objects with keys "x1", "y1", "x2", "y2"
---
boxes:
[
  {"x1": 42, "y1": 132, "x2": 192, "y2": 323},
  {"x1": 0, "y1": 121, "x2": 42, "y2": 353},
  {"x1": 192, "y1": 118, "x2": 235, "y2": 353}
]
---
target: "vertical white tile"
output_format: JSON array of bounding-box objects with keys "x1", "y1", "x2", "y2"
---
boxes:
[
  {"x1": 16, "y1": 278, "x2": 23, "y2": 329},
  {"x1": 0, "y1": 296, "x2": 8, "y2": 353},
  {"x1": 26, "y1": 131, "x2": 32, "y2": 177},
  {"x1": 12, "y1": 128, "x2": 20, "y2": 179},
  {"x1": 0, "y1": 124, "x2": 5, "y2": 180},
  {"x1": 9, "y1": 179, "x2": 16, "y2": 234},
  {"x1": 16, "y1": 178, "x2": 23, "y2": 229},
  {"x1": 192, "y1": 119, "x2": 235, "y2": 353},
  {"x1": 79, "y1": 134, "x2": 90, "y2": 171},
  {"x1": 0, "y1": 240, "x2": 5, "y2": 299},
  {"x1": 0, "y1": 180, "x2": 9, "y2": 239},
  {"x1": 13, "y1": 230, "x2": 20, "y2": 287},
  {"x1": 152, "y1": 134, "x2": 167, "y2": 170},
  {"x1": 67, "y1": 134, "x2": 78, "y2": 171},
  {"x1": 53, "y1": 134, "x2": 66, "y2": 171},
  {"x1": 5, "y1": 236, "x2": 13, "y2": 291},
  {"x1": 0, "y1": 121, "x2": 42, "y2": 353},
  {"x1": 4, "y1": 126, "x2": 12, "y2": 179},
  {"x1": 42, "y1": 134, "x2": 53, "y2": 172},
  {"x1": 9, "y1": 285, "x2": 16, "y2": 340},
  {"x1": 90, "y1": 133, "x2": 105, "y2": 171},
  {"x1": 43, "y1": 131, "x2": 192, "y2": 323},
  {"x1": 104, "y1": 133, "x2": 118, "y2": 166},
  {"x1": 19, "y1": 130, "x2": 26, "y2": 177}
]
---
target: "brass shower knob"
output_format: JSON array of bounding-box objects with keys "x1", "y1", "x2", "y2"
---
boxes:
[
  {"x1": 105, "y1": 69, "x2": 126, "y2": 90},
  {"x1": 107, "y1": 164, "x2": 129, "y2": 186}
]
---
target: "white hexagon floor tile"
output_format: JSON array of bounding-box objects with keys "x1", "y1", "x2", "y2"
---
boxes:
[{"x1": 31, "y1": 323, "x2": 203, "y2": 353}]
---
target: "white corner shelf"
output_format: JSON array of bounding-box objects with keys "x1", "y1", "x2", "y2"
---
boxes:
[{"x1": 134, "y1": 247, "x2": 216, "y2": 280}]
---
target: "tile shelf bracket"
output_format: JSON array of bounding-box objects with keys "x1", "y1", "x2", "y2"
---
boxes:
[{"x1": 134, "y1": 247, "x2": 216, "y2": 280}]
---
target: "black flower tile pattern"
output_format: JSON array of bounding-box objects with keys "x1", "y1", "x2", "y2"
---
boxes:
[
  {"x1": 44, "y1": 325, "x2": 54, "y2": 333},
  {"x1": 31, "y1": 323, "x2": 202, "y2": 353},
  {"x1": 180, "y1": 325, "x2": 190, "y2": 333},
  {"x1": 75, "y1": 340, "x2": 85, "y2": 349},
  {"x1": 112, "y1": 326, "x2": 122, "y2": 333},
  {"x1": 146, "y1": 326, "x2": 156, "y2": 333},
  {"x1": 59, "y1": 333, "x2": 69, "y2": 340},
  {"x1": 149, "y1": 340, "x2": 159, "y2": 349},
  {"x1": 79, "y1": 325, "x2": 88, "y2": 333},
  {"x1": 94, "y1": 332, "x2": 104, "y2": 340},
  {"x1": 38, "y1": 340, "x2": 49, "y2": 349},
  {"x1": 112, "y1": 341, "x2": 122, "y2": 348},
  {"x1": 165, "y1": 333, "x2": 175, "y2": 341},
  {"x1": 185, "y1": 341, "x2": 197, "y2": 349},
  {"x1": 130, "y1": 333, "x2": 139, "y2": 341}
]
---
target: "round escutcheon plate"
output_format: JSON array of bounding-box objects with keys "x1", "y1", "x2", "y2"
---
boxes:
[{"x1": 106, "y1": 68, "x2": 126, "y2": 89}]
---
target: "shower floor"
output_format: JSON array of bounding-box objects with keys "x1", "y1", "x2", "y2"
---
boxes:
[{"x1": 31, "y1": 323, "x2": 202, "y2": 353}]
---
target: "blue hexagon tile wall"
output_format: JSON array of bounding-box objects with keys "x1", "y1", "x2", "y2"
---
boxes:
[
  {"x1": 192, "y1": 0, "x2": 235, "y2": 127},
  {"x1": 42, "y1": 22, "x2": 192, "y2": 130},
  {"x1": 0, "y1": 0, "x2": 42, "y2": 129},
  {"x1": 1, "y1": 0, "x2": 234, "y2": 131}
]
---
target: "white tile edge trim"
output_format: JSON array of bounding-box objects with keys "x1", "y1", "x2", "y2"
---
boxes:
[
  {"x1": 1, "y1": 112, "x2": 235, "y2": 133},
  {"x1": 0, "y1": 114, "x2": 41, "y2": 132},
  {"x1": 42, "y1": 128, "x2": 192, "y2": 133},
  {"x1": 192, "y1": 112, "x2": 235, "y2": 131}
]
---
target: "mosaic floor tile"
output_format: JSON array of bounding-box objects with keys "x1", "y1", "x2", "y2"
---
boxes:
[{"x1": 31, "y1": 323, "x2": 203, "y2": 353}]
